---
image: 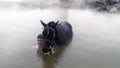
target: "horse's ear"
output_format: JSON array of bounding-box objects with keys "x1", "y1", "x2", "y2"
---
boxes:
[
  {"x1": 56, "y1": 20, "x2": 59, "y2": 24},
  {"x1": 40, "y1": 20, "x2": 47, "y2": 27},
  {"x1": 53, "y1": 20, "x2": 59, "y2": 28}
]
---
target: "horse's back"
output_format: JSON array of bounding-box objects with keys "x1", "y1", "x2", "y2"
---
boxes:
[{"x1": 55, "y1": 21, "x2": 73, "y2": 45}]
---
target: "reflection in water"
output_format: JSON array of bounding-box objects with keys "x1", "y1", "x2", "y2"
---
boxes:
[{"x1": 37, "y1": 45, "x2": 68, "y2": 68}]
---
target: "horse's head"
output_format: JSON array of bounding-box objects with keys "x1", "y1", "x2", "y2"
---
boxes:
[
  {"x1": 40, "y1": 20, "x2": 59, "y2": 41},
  {"x1": 38, "y1": 20, "x2": 59, "y2": 55}
]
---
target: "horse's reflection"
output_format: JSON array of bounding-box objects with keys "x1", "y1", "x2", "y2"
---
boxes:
[{"x1": 37, "y1": 45, "x2": 68, "y2": 68}]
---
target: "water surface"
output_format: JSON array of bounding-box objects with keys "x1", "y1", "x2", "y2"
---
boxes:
[{"x1": 0, "y1": 9, "x2": 120, "y2": 68}]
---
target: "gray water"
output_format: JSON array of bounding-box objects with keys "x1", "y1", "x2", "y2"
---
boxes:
[{"x1": 0, "y1": 9, "x2": 120, "y2": 68}]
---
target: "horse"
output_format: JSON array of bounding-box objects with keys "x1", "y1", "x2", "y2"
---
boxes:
[{"x1": 37, "y1": 20, "x2": 73, "y2": 55}]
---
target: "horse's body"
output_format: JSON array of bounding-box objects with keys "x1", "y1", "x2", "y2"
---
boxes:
[{"x1": 54, "y1": 21, "x2": 73, "y2": 45}]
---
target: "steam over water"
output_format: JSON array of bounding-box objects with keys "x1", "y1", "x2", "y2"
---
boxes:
[{"x1": 0, "y1": 9, "x2": 120, "y2": 68}]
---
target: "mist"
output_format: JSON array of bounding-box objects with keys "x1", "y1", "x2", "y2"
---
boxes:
[{"x1": 1, "y1": 0, "x2": 120, "y2": 68}]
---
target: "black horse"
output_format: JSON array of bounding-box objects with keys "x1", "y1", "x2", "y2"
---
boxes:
[{"x1": 37, "y1": 20, "x2": 73, "y2": 54}]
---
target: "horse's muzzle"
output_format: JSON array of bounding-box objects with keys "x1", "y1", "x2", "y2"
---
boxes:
[{"x1": 37, "y1": 38, "x2": 55, "y2": 55}]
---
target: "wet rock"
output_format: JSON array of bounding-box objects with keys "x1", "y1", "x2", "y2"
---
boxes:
[{"x1": 84, "y1": 0, "x2": 120, "y2": 13}]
